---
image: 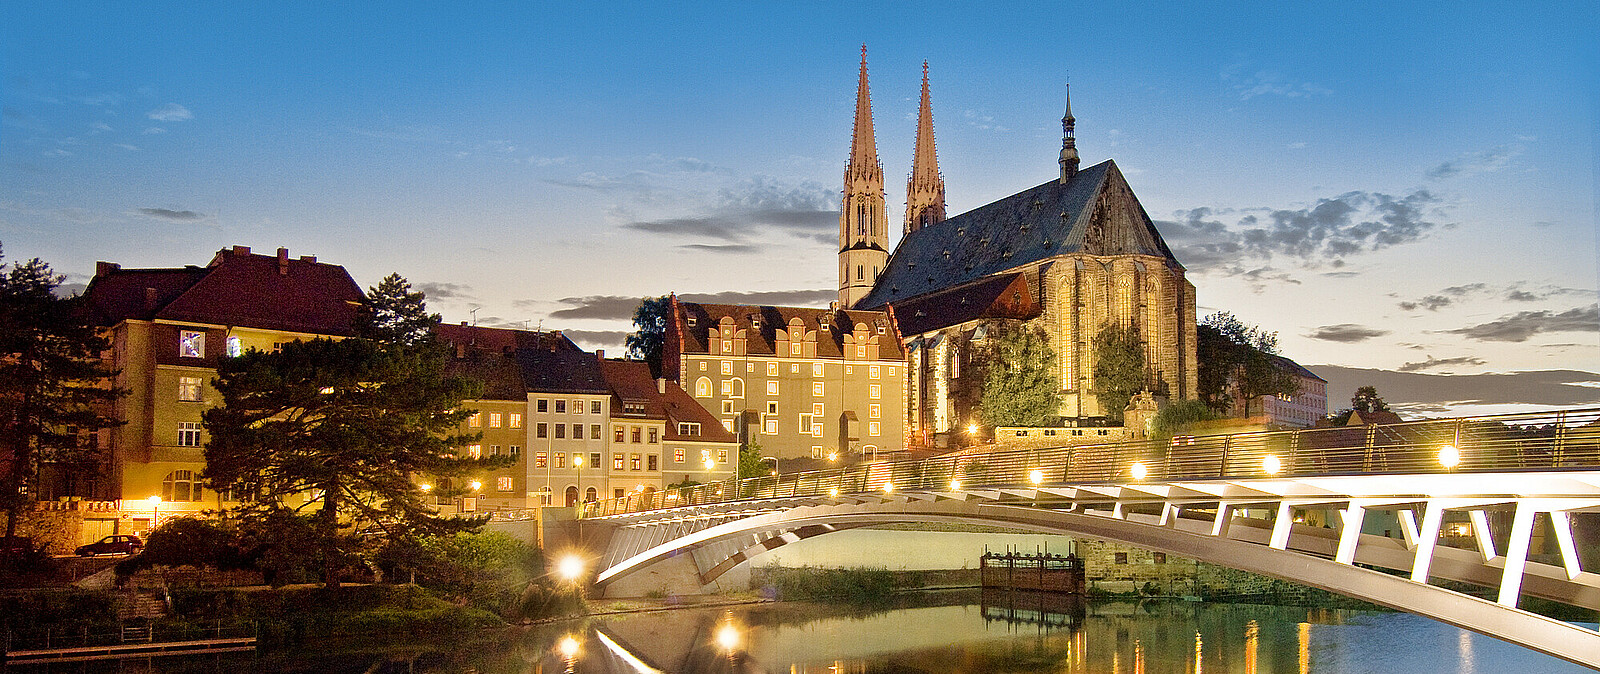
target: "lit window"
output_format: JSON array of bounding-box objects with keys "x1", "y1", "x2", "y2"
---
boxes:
[
  {"x1": 631, "y1": 427, "x2": 642, "y2": 443},
  {"x1": 869, "y1": 384, "x2": 881, "y2": 399},
  {"x1": 468, "y1": 444, "x2": 482, "y2": 459},
  {"x1": 509, "y1": 413, "x2": 522, "y2": 429},
  {"x1": 717, "y1": 449, "x2": 728, "y2": 463},
  {"x1": 674, "y1": 448, "x2": 685, "y2": 463},
  {"x1": 869, "y1": 421, "x2": 881, "y2": 436},
  {"x1": 721, "y1": 380, "x2": 733, "y2": 395},
  {"x1": 812, "y1": 363, "x2": 823, "y2": 377},
  {"x1": 614, "y1": 426, "x2": 624, "y2": 442},
  {"x1": 811, "y1": 422, "x2": 822, "y2": 437},
  {"x1": 747, "y1": 362, "x2": 755, "y2": 372},
  {"x1": 812, "y1": 402, "x2": 824, "y2": 415},
  {"x1": 723, "y1": 419, "x2": 734, "y2": 432},
  {"x1": 701, "y1": 449, "x2": 712, "y2": 464},
  {"x1": 870, "y1": 365, "x2": 880, "y2": 379},
  {"x1": 176, "y1": 422, "x2": 202, "y2": 447},
  {"x1": 813, "y1": 382, "x2": 825, "y2": 397},
  {"x1": 721, "y1": 361, "x2": 732, "y2": 375},
  {"x1": 535, "y1": 452, "x2": 547, "y2": 468},
  {"x1": 790, "y1": 363, "x2": 800, "y2": 373},
  {"x1": 225, "y1": 336, "x2": 242, "y2": 357},
  {"x1": 696, "y1": 377, "x2": 712, "y2": 397},
  {"x1": 699, "y1": 361, "x2": 706, "y2": 370},
  {"x1": 764, "y1": 418, "x2": 777, "y2": 435},
  {"x1": 845, "y1": 365, "x2": 853, "y2": 375},
  {"x1": 554, "y1": 452, "x2": 565, "y2": 468},
  {"x1": 488, "y1": 412, "x2": 502, "y2": 428},
  {"x1": 178, "y1": 376, "x2": 203, "y2": 402},
  {"x1": 856, "y1": 346, "x2": 866, "y2": 358},
  {"x1": 767, "y1": 381, "x2": 779, "y2": 395},
  {"x1": 469, "y1": 412, "x2": 482, "y2": 428},
  {"x1": 648, "y1": 428, "x2": 659, "y2": 443},
  {"x1": 766, "y1": 362, "x2": 777, "y2": 376},
  {"x1": 613, "y1": 453, "x2": 625, "y2": 470},
  {"x1": 573, "y1": 399, "x2": 584, "y2": 414},
  {"x1": 790, "y1": 342, "x2": 800, "y2": 355},
  {"x1": 888, "y1": 367, "x2": 895, "y2": 376},
  {"x1": 179, "y1": 331, "x2": 204, "y2": 358},
  {"x1": 869, "y1": 404, "x2": 881, "y2": 419},
  {"x1": 497, "y1": 477, "x2": 513, "y2": 491}
]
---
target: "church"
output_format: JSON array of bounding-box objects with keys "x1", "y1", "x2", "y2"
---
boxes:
[{"x1": 841, "y1": 49, "x2": 1199, "y2": 447}]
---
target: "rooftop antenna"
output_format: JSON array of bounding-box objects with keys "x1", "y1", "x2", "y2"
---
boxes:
[{"x1": 470, "y1": 307, "x2": 479, "y2": 326}]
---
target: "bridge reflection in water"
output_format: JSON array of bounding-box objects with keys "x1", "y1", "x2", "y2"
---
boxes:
[{"x1": 538, "y1": 590, "x2": 1591, "y2": 674}]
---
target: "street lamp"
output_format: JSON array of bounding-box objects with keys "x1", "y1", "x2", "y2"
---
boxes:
[
  {"x1": 572, "y1": 453, "x2": 584, "y2": 508},
  {"x1": 1262, "y1": 454, "x2": 1282, "y2": 475},
  {"x1": 1438, "y1": 445, "x2": 1461, "y2": 469},
  {"x1": 1028, "y1": 469, "x2": 1045, "y2": 486},
  {"x1": 1130, "y1": 462, "x2": 1149, "y2": 481},
  {"x1": 146, "y1": 495, "x2": 161, "y2": 532}
]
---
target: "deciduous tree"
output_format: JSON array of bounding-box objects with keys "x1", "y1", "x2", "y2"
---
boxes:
[
  {"x1": 1091, "y1": 323, "x2": 1148, "y2": 425},
  {"x1": 1197, "y1": 312, "x2": 1299, "y2": 414},
  {"x1": 975, "y1": 322, "x2": 1062, "y2": 427},
  {"x1": 626, "y1": 295, "x2": 671, "y2": 378}
]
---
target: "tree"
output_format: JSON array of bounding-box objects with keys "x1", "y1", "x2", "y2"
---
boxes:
[
  {"x1": 1197, "y1": 312, "x2": 1299, "y2": 414},
  {"x1": 973, "y1": 322, "x2": 1061, "y2": 427},
  {"x1": 1151, "y1": 399, "x2": 1223, "y2": 439},
  {"x1": 626, "y1": 295, "x2": 670, "y2": 378},
  {"x1": 1328, "y1": 385, "x2": 1389, "y2": 425},
  {"x1": 356, "y1": 273, "x2": 439, "y2": 347},
  {"x1": 1092, "y1": 323, "x2": 1148, "y2": 425},
  {"x1": 202, "y1": 275, "x2": 501, "y2": 587},
  {"x1": 0, "y1": 247, "x2": 122, "y2": 539}
]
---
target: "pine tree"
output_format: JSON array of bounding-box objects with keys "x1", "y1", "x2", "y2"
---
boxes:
[
  {"x1": 0, "y1": 247, "x2": 122, "y2": 538},
  {"x1": 357, "y1": 273, "x2": 439, "y2": 346}
]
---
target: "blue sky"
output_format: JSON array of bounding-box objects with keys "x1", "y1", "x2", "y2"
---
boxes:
[{"x1": 3, "y1": 2, "x2": 1596, "y2": 415}]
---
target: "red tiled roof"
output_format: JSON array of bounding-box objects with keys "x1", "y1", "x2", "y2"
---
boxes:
[
  {"x1": 673, "y1": 301, "x2": 903, "y2": 360},
  {"x1": 600, "y1": 358, "x2": 735, "y2": 443},
  {"x1": 436, "y1": 323, "x2": 581, "y2": 355}
]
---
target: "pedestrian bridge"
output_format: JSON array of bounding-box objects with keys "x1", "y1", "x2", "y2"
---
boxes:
[{"x1": 568, "y1": 408, "x2": 1600, "y2": 668}]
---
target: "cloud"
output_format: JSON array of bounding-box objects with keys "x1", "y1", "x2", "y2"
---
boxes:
[
  {"x1": 416, "y1": 282, "x2": 473, "y2": 300},
  {"x1": 1307, "y1": 324, "x2": 1390, "y2": 343},
  {"x1": 1397, "y1": 355, "x2": 1487, "y2": 373},
  {"x1": 142, "y1": 127, "x2": 166, "y2": 135},
  {"x1": 146, "y1": 103, "x2": 192, "y2": 122},
  {"x1": 1426, "y1": 144, "x2": 1522, "y2": 180},
  {"x1": 619, "y1": 176, "x2": 838, "y2": 249},
  {"x1": 1156, "y1": 189, "x2": 1448, "y2": 274},
  {"x1": 679, "y1": 243, "x2": 762, "y2": 254},
  {"x1": 1313, "y1": 365, "x2": 1600, "y2": 411},
  {"x1": 1220, "y1": 61, "x2": 1331, "y2": 100},
  {"x1": 88, "y1": 121, "x2": 113, "y2": 133},
  {"x1": 1444, "y1": 305, "x2": 1599, "y2": 342},
  {"x1": 559, "y1": 330, "x2": 630, "y2": 350},
  {"x1": 113, "y1": 143, "x2": 139, "y2": 151},
  {"x1": 1397, "y1": 283, "x2": 1487, "y2": 311},
  {"x1": 134, "y1": 207, "x2": 207, "y2": 221},
  {"x1": 547, "y1": 289, "x2": 835, "y2": 321},
  {"x1": 1286, "y1": 142, "x2": 1307, "y2": 150}
]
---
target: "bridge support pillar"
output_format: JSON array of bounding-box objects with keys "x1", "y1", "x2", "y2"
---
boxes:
[
  {"x1": 1498, "y1": 504, "x2": 1538, "y2": 606},
  {"x1": 1411, "y1": 503, "x2": 1445, "y2": 582}
]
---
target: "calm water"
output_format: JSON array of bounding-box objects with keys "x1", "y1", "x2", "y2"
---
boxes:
[{"x1": 16, "y1": 591, "x2": 1596, "y2": 673}]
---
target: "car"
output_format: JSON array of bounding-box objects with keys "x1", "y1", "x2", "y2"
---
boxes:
[
  {"x1": 0, "y1": 536, "x2": 37, "y2": 558},
  {"x1": 75, "y1": 535, "x2": 143, "y2": 557}
]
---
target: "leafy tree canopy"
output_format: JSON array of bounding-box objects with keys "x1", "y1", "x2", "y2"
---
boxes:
[
  {"x1": 1151, "y1": 399, "x2": 1224, "y2": 439},
  {"x1": 626, "y1": 295, "x2": 670, "y2": 378},
  {"x1": 1328, "y1": 385, "x2": 1390, "y2": 425},
  {"x1": 1092, "y1": 323, "x2": 1148, "y2": 425},
  {"x1": 1197, "y1": 312, "x2": 1299, "y2": 414},
  {"x1": 975, "y1": 322, "x2": 1062, "y2": 427},
  {"x1": 0, "y1": 245, "x2": 122, "y2": 538}
]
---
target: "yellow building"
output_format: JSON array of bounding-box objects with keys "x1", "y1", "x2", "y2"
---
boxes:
[{"x1": 77, "y1": 245, "x2": 364, "y2": 525}]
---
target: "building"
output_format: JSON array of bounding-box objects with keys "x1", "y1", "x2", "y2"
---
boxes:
[
  {"x1": 848, "y1": 62, "x2": 1198, "y2": 443},
  {"x1": 664, "y1": 297, "x2": 907, "y2": 461},
  {"x1": 1238, "y1": 355, "x2": 1327, "y2": 429},
  {"x1": 75, "y1": 245, "x2": 364, "y2": 523},
  {"x1": 439, "y1": 324, "x2": 738, "y2": 509}
]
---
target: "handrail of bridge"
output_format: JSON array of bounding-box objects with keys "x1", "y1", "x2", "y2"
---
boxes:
[{"x1": 579, "y1": 407, "x2": 1600, "y2": 519}]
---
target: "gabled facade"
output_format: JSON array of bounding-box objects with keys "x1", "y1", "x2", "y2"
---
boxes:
[{"x1": 664, "y1": 297, "x2": 907, "y2": 460}]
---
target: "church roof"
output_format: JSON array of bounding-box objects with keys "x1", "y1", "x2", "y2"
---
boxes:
[
  {"x1": 856, "y1": 159, "x2": 1180, "y2": 310},
  {"x1": 891, "y1": 272, "x2": 1040, "y2": 336}
]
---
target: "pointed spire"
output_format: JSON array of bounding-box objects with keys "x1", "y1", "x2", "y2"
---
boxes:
[
  {"x1": 839, "y1": 45, "x2": 888, "y2": 308},
  {"x1": 848, "y1": 45, "x2": 879, "y2": 177},
  {"x1": 906, "y1": 60, "x2": 946, "y2": 234},
  {"x1": 1059, "y1": 83, "x2": 1079, "y2": 183}
]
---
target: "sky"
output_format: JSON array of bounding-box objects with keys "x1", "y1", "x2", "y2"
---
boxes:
[{"x1": 3, "y1": 2, "x2": 1597, "y2": 417}]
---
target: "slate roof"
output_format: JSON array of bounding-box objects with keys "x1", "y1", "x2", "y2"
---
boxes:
[
  {"x1": 1270, "y1": 354, "x2": 1326, "y2": 383},
  {"x1": 890, "y1": 272, "x2": 1040, "y2": 336},
  {"x1": 600, "y1": 359, "x2": 736, "y2": 443},
  {"x1": 83, "y1": 246, "x2": 363, "y2": 336},
  {"x1": 856, "y1": 160, "x2": 1179, "y2": 310},
  {"x1": 518, "y1": 349, "x2": 609, "y2": 395},
  {"x1": 674, "y1": 302, "x2": 903, "y2": 360}
]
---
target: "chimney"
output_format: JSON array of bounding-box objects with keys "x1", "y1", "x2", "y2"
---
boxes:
[
  {"x1": 231, "y1": 245, "x2": 251, "y2": 256},
  {"x1": 277, "y1": 248, "x2": 289, "y2": 275},
  {"x1": 657, "y1": 378, "x2": 667, "y2": 394},
  {"x1": 595, "y1": 349, "x2": 605, "y2": 360},
  {"x1": 299, "y1": 255, "x2": 316, "y2": 263},
  {"x1": 144, "y1": 287, "x2": 158, "y2": 311},
  {"x1": 95, "y1": 261, "x2": 120, "y2": 277}
]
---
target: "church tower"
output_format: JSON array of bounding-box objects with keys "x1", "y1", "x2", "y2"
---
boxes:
[
  {"x1": 1059, "y1": 83, "x2": 1079, "y2": 182},
  {"x1": 905, "y1": 61, "x2": 946, "y2": 234},
  {"x1": 839, "y1": 46, "x2": 890, "y2": 308}
]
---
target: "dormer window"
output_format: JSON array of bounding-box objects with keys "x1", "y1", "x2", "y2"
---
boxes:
[
  {"x1": 179, "y1": 331, "x2": 204, "y2": 358},
  {"x1": 677, "y1": 422, "x2": 701, "y2": 436},
  {"x1": 686, "y1": 317, "x2": 697, "y2": 327},
  {"x1": 622, "y1": 402, "x2": 647, "y2": 415}
]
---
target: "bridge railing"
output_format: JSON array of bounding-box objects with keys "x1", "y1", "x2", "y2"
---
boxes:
[{"x1": 580, "y1": 407, "x2": 1600, "y2": 518}]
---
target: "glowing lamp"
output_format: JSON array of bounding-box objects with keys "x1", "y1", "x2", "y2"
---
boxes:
[
  {"x1": 1262, "y1": 454, "x2": 1282, "y2": 475},
  {"x1": 1028, "y1": 469, "x2": 1044, "y2": 485},
  {"x1": 1130, "y1": 462, "x2": 1149, "y2": 481},
  {"x1": 556, "y1": 554, "x2": 584, "y2": 581},
  {"x1": 1438, "y1": 445, "x2": 1461, "y2": 469},
  {"x1": 949, "y1": 479, "x2": 962, "y2": 491}
]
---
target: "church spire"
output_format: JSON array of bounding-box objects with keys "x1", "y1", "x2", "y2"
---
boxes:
[
  {"x1": 905, "y1": 60, "x2": 946, "y2": 234},
  {"x1": 1059, "y1": 83, "x2": 1079, "y2": 183},
  {"x1": 838, "y1": 45, "x2": 889, "y2": 308}
]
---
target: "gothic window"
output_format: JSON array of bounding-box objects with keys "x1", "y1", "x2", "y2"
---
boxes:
[{"x1": 695, "y1": 377, "x2": 712, "y2": 397}]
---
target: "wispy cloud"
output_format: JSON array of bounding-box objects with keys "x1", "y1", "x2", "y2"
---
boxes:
[
  {"x1": 416, "y1": 282, "x2": 473, "y2": 300},
  {"x1": 1426, "y1": 144, "x2": 1522, "y2": 180},
  {"x1": 547, "y1": 289, "x2": 836, "y2": 321},
  {"x1": 146, "y1": 103, "x2": 192, "y2": 122},
  {"x1": 1444, "y1": 305, "x2": 1599, "y2": 342},
  {"x1": 1220, "y1": 60, "x2": 1331, "y2": 100},
  {"x1": 617, "y1": 176, "x2": 839, "y2": 255},
  {"x1": 134, "y1": 207, "x2": 207, "y2": 221},
  {"x1": 1307, "y1": 324, "x2": 1390, "y2": 343},
  {"x1": 1397, "y1": 283, "x2": 1487, "y2": 311},
  {"x1": 1397, "y1": 355, "x2": 1487, "y2": 373}
]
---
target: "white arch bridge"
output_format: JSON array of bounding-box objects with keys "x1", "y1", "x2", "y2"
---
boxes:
[{"x1": 562, "y1": 408, "x2": 1600, "y2": 668}]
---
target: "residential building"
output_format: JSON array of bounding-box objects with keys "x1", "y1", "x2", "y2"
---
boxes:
[
  {"x1": 600, "y1": 358, "x2": 738, "y2": 498},
  {"x1": 1239, "y1": 355, "x2": 1328, "y2": 429},
  {"x1": 664, "y1": 298, "x2": 907, "y2": 460}
]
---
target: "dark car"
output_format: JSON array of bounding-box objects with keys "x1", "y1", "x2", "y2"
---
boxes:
[
  {"x1": 0, "y1": 536, "x2": 37, "y2": 557},
  {"x1": 75, "y1": 535, "x2": 143, "y2": 557}
]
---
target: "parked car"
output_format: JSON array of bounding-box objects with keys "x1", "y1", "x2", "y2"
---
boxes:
[
  {"x1": 75, "y1": 534, "x2": 143, "y2": 557},
  {"x1": 0, "y1": 536, "x2": 37, "y2": 557}
]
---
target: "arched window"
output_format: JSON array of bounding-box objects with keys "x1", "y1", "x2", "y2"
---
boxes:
[
  {"x1": 730, "y1": 377, "x2": 744, "y2": 399},
  {"x1": 162, "y1": 470, "x2": 201, "y2": 502},
  {"x1": 565, "y1": 486, "x2": 579, "y2": 507},
  {"x1": 695, "y1": 377, "x2": 712, "y2": 397},
  {"x1": 584, "y1": 487, "x2": 598, "y2": 503}
]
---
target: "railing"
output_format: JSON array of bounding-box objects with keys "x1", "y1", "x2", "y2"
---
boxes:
[{"x1": 580, "y1": 407, "x2": 1600, "y2": 518}]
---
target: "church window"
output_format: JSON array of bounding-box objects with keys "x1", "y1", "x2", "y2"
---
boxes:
[{"x1": 856, "y1": 265, "x2": 864, "y2": 281}]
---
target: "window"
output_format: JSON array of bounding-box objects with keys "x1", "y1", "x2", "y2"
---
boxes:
[
  {"x1": 590, "y1": 400, "x2": 601, "y2": 414},
  {"x1": 696, "y1": 377, "x2": 712, "y2": 397},
  {"x1": 764, "y1": 418, "x2": 777, "y2": 434},
  {"x1": 535, "y1": 452, "x2": 547, "y2": 468},
  {"x1": 856, "y1": 264, "x2": 864, "y2": 280},
  {"x1": 811, "y1": 422, "x2": 823, "y2": 437},
  {"x1": 729, "y1": 378, "x2": 744, "y2": 398},
  {"x1": 869, "y1": 404, "x2": 881, "y2": 419},
  {"x1": 488, "y1": 412, "x2": 502, "y2": 428},
  {"x1": 554, "y1": 424, "x2": 566, "y2": 439},
  {"x1": 648, "y1": 428, "x2": 659, "y2": 443},
  {"x1": 509, "y1": 413, "x2": 522, "y2": 428},
  {"x1": 554, "y1": 400, "x2": 566, "y2": 414},
  {"x1": 468, "y1": 444, "x2": 482, "y2": 459},
  {"x1": 497, "y1": 476, "x2": 513, "y2": 491},
  {"x1": 509, "y1": 445, "x2": 521, "y2": 457},
  {"x1": 674, "y1": 448, "x2": 685, "y2": 463},
  {"x1": 536, "y1": 423, "x2": 548, "y2": 439},
  {"x1": 572, "y1": 423, "x2": 582, "y2": 439},
  {"x1": 845, "y1": 365, "x2": 853, "y2": 375},
  {"x1": 677, "y1": 422, "x2": 700, "y2": 436},
  {"x1": 869, "y1": 384, "x2": 881, "y2": 399},
  {"x1": 1115, "y1": 552, "x2": 1129, "y2": 564},
  {"x1": 631, "y1": 427, "x2": 642, "y2": 443},
  {"x1": 701, "y1": 449, "x2": 712, "y2": 465},
  {"x1": 554, "y1": 453, "x2": 566, "y2": 468},
  {"x1": 766, "y1": 362, "x2": 777, "y2": 376},
  {"x1": 614, "y1": 426, "x2": 625, "y2": 442},
  {"x1": 856, "y1": 346, "x2": 866, "y2": 358},
  {"x1": 469, "y1": 412, "x2": 482, "y2": 428},
  {"x1": 717, "y1": 449, "x2": 729, "y2": 463},
  {"x1": 624, "y1": 402, "x2": 646, "y2": 415},
  {"x1": 721, "y1": 379, "x2": 732, "y2": 396},
  {"x1": 614, "y1": 488, "x2": 626, "y2": 498},
  {"x1": 869, "y1": 421, "x2": 880, "y2": 436},
  {"x1": 870, "y1": 365, "x2": 880, "y2": 379},
  {"x1": 162, "y1": 470, "x2": 200, "y2": 502},
  {"x1": 590, "y1": 424, "x2": 601, "y2": 439},
  {"x1": 178, "y1": 376, "x2": 203, "y2": 402},
  {"x1": 812, "y1": 402, "x2": 824, "y2": 415},
  {"x1": 225, "y1": 336, "x2": 242, "y2": 357},
  {"x1": 613, "y1": 453, "x2": 625, "y2": 470},
  {"x1": 767, "y1": 381, "x2": 779, "y2": 395},
  {"x1": 888, "y1": 366, "x2": 896, "y2": 376},
  {"x1": 573, "y1": 399, "x2": 584, "y2": 414},
  {"x1": 647, "y1": 454, "x2": 659, "y2": 471},
  {"x1": 177, "y1": 422, "x2": 202, "y2": 447},
  {"x1": 271, "y1": 341, "x2": 287, "y2": 354},
  {"x1": 179, "y1": 331, "x2": 204, "y2": 358},
  {"x1": 1152, "y1": 552, "x2": 1167, "y2": 564},
  {"x1": 790, "y1": 341, "x2": 800, "y2": 356},
  {"x1": 813, "y1": 382, "x2": 825, "y2": 397},
  {"x1": 721, "y1": 400, "x2": 734, "y2": 414},
  {"x1": 699, "y1": 361, "x2": 706, "y2": 370},
  {"x1": 489, "y1": 444, "x2": 500, "y2": 456},
  {"x1": 812, "y1": 446, "x2": 824, "y2": 458},
  {"x1": 812, "y1": 363, "x2": 823, "y2": 377},
  {"x1": 761, "y1": 402, "x2": 775, "y2": 415},
  {"x1": 721, "y1": 361, "x2": 732, "y2": 375},
  {"x1": 790, "y1": 363, "x2": 800, "y2": 373},
  {"x1": 537, "y1": 399, "x2": 548, "y2": 413},
  {"x1": 747, "y1": 362, "x2": 755, "y2": 372},
  {"x1": 590, "y1": 452, "x2": 601, "y2": 468}
]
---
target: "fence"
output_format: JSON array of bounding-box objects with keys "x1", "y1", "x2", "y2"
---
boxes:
[{"x1": 581, "y1": 407, "x2": 1600, "y2": 518}]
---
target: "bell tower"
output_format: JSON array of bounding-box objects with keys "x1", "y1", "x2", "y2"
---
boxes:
[{"x1": 839, "y1": 45, "x2": 890, "y2": 308}]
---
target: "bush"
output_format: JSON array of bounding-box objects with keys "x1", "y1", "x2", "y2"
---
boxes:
[
  {"x1": 1152, "y1": 400, "x2": 1223, "y2": 439},
  {"x1": 759, "y1": 566, "x2": 906, "y2": 604}
]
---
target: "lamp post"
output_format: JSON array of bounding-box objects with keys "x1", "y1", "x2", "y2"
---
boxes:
[
  {"x1": 146, "y1": 495, "x2": 162, "y2": 533},
  {"x1": 572, "y1": 453, "x2": 584, "y2": 508}
]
